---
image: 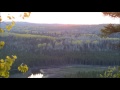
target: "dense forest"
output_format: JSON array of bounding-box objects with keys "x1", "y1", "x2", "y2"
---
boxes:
[{"x1": 0, "y1": 22, "x2": 120, "y2": 74}]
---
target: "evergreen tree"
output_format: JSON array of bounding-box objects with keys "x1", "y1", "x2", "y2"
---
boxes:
[{"x1": 101, "y1": 12, "x2": 120, "y2": 36}]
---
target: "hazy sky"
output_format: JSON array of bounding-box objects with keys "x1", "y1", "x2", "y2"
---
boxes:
[{"x1": 1, "y1": 12, "x2": 120, "y2": 24}]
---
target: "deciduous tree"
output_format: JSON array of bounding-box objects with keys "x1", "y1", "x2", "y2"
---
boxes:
[{"x1": 0, "y1": 12, "x2": 31, "y2": 78}]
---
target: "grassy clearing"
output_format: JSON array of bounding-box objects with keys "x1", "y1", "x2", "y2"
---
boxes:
[
  {"x1": 41, "y1": 65, "x2": 109, "y2": 78},
  {"x1": 9, "y1": 65, "x2": 108, "y2": 78}
]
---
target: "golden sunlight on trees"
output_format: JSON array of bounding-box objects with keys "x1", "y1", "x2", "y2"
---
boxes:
[{"x1": 0, "y1": 12, "x2": 31, "y2": 78}]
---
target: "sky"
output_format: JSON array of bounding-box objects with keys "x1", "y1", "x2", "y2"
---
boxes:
[{"x1": 1, "y1": 12, "x2": 120, "y2": 24}]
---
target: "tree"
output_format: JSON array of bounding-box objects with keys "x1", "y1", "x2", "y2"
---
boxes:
[
  {"x1": 101, "y1": 12, "x2": 120, "y2": 36},
  {"x1": 100, "y1": 12, "x2": 120, "y2": 78},
  {"x1": 100, "y1": 66, "x2": 120, "y2": 78},
  {"x1": 103, "y1": 12, "x2": 120, "y2": 18},
  {"x1": 0, "y1": 12, "x2": 31, "y2": 78}
]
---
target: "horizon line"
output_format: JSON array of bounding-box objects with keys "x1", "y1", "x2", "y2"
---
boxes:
[{"x1": 2, "y1": 21, "x2": 120, "y2": 25}]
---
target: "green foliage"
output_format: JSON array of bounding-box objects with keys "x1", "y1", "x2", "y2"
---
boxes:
[
  {"x1": 101, "y1": 24, "x2": 120, "y2": 36},
  {"x1": 18, "y1": 64, "x2": 29, "y2": 73},
  {"x1": 0, "y1": 41, "x2": 5, "y2": 49},
  {"x1": 101, "y1": 12, "x2": 120, "y2": 36},
  {"x1": 38, "y1": 43, "x2": 46, "y2": 48},
  {"x1": 0, "y1": 28, "x2": 4, "y2": 33},
  {"x1": 64, "y1": 71, "x2": 104, "y2": 78},
  {"x1": 0, "y1": 18, "x2": 120, "y2": 77},
  {"x1": 101, "y1": 12, "x2": 120, "y2": 78},
  {"x1": 100, "y1": 66, "x2": 120, "y2": 78},
  {"x1": 86, "y1": 40, "x2": 90, "y2": 44},
  {"x1": 72, "y1": 40, "x2": 82, "y2": 45},
  {"x1": 92, "y1": 40, "x2": 99, "y2": 44},
  {"x1": 0, "y1": 12, "x2": 30, "y2": 78},
  {"x1": 1, "y1": 23, "x2": 120, "y2": 70},
  {"x1": 0, "y1": 55, "x2": 17, "y2": 78}
]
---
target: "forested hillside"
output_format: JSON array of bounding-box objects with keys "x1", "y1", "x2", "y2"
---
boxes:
[{"x1": 0, "y1": 22, "x2": 120, "y2": 74}]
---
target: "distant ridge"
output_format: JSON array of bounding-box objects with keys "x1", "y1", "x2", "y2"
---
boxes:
[
  {"x1": 1, "y1": 22, "x2": 120, "y2": 37},
  {"x1": 1, "y1": 21, "x2": 120, "y2": 25}
]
